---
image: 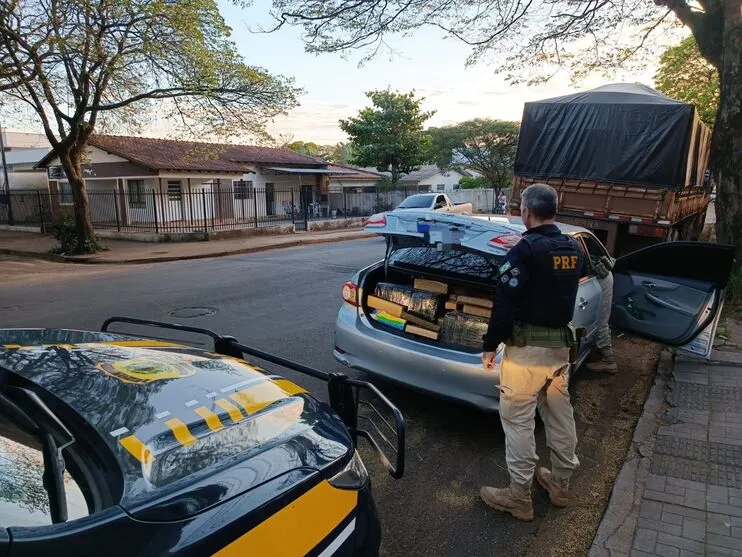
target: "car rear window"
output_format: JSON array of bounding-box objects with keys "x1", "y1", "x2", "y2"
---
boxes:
[
  {"x1": 398, "y1": 194, "x2": 434, "y2": 209},
  {"x1": 389, "y1": 247, "x2": 502, "y2": 282}
]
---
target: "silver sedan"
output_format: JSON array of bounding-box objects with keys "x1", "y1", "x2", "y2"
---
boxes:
[{"x1": 333, "y1": 210, "x2": 732, "y2": 411}]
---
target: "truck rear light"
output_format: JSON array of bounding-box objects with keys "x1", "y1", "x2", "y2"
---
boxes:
[
  {"x1": 342, "y1": 281, "x2": 358, "y2": 306},
  {"x1": 628, "y1": 224, "x2": 667, "y2": 237},
  {"x1": 366, "y1": 213, "x2": 386, "y2": 227}
]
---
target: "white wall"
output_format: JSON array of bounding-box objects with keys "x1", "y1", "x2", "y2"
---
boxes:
[
  {"x1": 447, "y1": 188, "x2": 512, "y2": 214},
  {"x1": 418, "y1": 170, "x2": 466, "y2": 193},
  {"x1": 6, "y1": 172, "x2": 48, "y2": 190}
]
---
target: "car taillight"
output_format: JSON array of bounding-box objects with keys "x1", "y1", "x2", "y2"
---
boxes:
[
  {"x1": 510, "y1": 208, "x2": 521, "y2": 216},
  {"x1": 366, "y1": 213, "x2": 386, "y2": 227},
  {"x1": 342, "y1": 281, "x2": 358, "y2": 306},
  {"x1": 488, "y1": 233, "x2": 522, "y2": 249}
]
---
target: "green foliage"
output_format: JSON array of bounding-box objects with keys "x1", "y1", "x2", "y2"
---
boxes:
[
  {"x1": 429, "y1": 119, "x2": 519, "y2": 189},
  {"x1": 458, "y1": 176, "x2": 485, "y2": 189},
  {"x1": 340, "y1": 90, "x2": 434, "y2": 184},
  {"x1": 50, "y1": 215, "x2": 100, "y2": 255},
  {"x1": 654, "y1": 37, "x2": 719, "y2": 125},
  {"x1": 285, "y1": 140, "x2": 353, "y2": 163}
]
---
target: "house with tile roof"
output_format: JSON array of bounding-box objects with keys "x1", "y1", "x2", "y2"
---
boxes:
[
  {"x1": 360, "y1": 164, "x2": 471, "y2": 193},
  {"x1": 36, "y1": 135, "x2": 356, "y2": 230}
]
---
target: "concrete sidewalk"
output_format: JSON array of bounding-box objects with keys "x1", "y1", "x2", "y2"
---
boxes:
[
  {"x1": 0, "y1": 228, "x2": 376, "y2": 264},
  {"x1": 591, "y1": 317, "x2": 742, "y2": 557}
]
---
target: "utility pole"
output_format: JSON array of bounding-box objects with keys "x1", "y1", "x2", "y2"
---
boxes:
[{"x1": 0, "y1": 124, "x2": 13, "y2": 224}]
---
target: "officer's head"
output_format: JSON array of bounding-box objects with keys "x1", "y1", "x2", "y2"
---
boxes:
[{"x1": 521, "y1": 183, "x2": 558, "y2": 229}]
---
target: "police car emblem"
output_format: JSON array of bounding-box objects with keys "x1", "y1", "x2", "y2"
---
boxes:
[{"x1": 508, "y1": 278, "x2": 519, "y2": 287}]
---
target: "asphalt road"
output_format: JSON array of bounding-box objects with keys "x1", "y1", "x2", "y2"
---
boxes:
[{"x1": 0, "y1": 241, "x2": 661, "y2": 556}]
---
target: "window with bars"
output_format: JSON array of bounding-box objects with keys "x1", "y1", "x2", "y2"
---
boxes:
[
  {"x1": 233, "y1": 180, "x2": 253, "y2": 200},
  {"x1": 127, "y1": 179, "x2": 146, "y2": 208},
  {"x1": 167, "y1": 180, "x2": 182, "y2": 201}
]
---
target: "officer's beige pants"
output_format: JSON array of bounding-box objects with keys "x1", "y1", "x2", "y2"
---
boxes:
[
  {"x1": 595, "y1": 273, "x2": 614, "y2": 352},
  {"x1": 499, "y1": 345, "x2": 580, "y2": 487}
]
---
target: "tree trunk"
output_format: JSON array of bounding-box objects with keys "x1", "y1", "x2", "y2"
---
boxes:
[
  {"x1": 59, "y1": 149, "x2": 97, "y2": 253},
  {"x1": 711, "y1": 8, "x2": 742, "y2": 267}
]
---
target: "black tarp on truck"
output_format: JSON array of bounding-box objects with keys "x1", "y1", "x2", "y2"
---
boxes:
[
  {"x1": 514, "y1": 83, "x2": 710, "y2": 189},
  {"x1": 511, "y1": 83, "x2": 712, "y2": 255}
]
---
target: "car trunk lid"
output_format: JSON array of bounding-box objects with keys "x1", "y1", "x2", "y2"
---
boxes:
[{"x1": 366, "y1": 210, "x2": 524, "y2": 258}]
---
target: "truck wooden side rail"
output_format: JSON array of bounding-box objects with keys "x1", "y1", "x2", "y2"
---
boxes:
[{"x1": 510, "y1": 176, "x2": 710, "y2": 255}]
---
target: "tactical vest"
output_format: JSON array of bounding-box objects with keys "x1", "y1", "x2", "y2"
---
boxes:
[{"x1": 518, "y1": 229, "x2": 582, "y2": 329}]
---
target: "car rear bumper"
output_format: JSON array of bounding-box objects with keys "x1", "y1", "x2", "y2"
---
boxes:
[{"x1": 334, "y1": 303, "x2": 501, "y2": 412}]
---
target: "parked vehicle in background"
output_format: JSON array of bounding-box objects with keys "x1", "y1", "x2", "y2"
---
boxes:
[
  {"x1": 509, "y1": 83, "x2": 712, "y2": 256},
  {"x1": 335, "y1": 210, "x2": 734, "y2": 412},
  {"x1": 396, "y1": 193, "x2": 473, "y2": 214}
]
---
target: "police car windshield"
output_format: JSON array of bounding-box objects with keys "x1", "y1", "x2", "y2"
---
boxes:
[
  {"x1": 389, "y1": 247, "x2": 502, "y2": 282},
  {"x1": 398, "y1": 194, "x2": 434, "y2": 208}
]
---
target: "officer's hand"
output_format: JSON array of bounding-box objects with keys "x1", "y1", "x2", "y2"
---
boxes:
[{"x1": 482, "y1": 351, "x2": 496, "y2": 370}]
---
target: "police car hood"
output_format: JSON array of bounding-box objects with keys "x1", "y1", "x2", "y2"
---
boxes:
[{"x1": 0, "y1": 329, "x2": 352, "y2": 520}]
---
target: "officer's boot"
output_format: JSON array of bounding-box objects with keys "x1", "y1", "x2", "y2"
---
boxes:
[
  {"x1": 479, "y1": 482, "x2": 534, "y2": 521},
  {"x1": 535, "y1": 467, "x2": 569, "y2": 507},
  {"x1": 585, "y1": 347, "x2": 618, "y2": 374}
]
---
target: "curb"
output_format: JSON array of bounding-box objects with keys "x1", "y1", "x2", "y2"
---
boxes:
[
  {"x1": 0, "y1": 233, "x2": 378, "y2": 265},
  {"x1": 589, "y1": 349, "x2": 675, "y2": 557}
]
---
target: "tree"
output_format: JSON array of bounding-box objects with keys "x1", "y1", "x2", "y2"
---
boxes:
[
  {"x1": 327, "y1": 142, "x2": 353, "y2": 165},
  {"x1": 286, "y1": 140, "x2": 323, "y2": 157},
  {"x1": 340, "y1": 90, "x2": 434, "y2": 184},
  {"x1": 270, "y1": 0, "x2": 742, "y2": 266},
  {"x1": 284, "y1": 140, "x2": 353, "y2": 163},
  {"x1": 458, "y1": 176, "x2": 485, "y2": 189},
  {"x1": 429, "y1": 119, "x2": 519, "y2": 193},
  {"x1": 655, "y1": 37, "x2": 719, "y2": 126},
  {"x1": 0, "y1": 0, "x2": 298, "y2": 253}
]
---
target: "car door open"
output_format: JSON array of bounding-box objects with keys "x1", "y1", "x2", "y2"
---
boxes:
[{"x1": 610, "y1": 241, "x2": 735, "y2": 356}]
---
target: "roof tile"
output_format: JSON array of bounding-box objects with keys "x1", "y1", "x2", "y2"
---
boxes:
[{"x1": 87, "y1": 135, "x2": 327, "y2": 173}]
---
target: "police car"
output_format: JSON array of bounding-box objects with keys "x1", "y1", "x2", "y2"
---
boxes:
[{"x1": 0, "y1": 318, "x2": 404, "y2": 556}]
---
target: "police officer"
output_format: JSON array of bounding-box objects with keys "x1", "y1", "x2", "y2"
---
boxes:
[
  {"x1": 584, "y1": 254, "x2": 617, "y2": 373},
  {"x1": 480, "y1": 183, "x2": 582, "y2": 521}
]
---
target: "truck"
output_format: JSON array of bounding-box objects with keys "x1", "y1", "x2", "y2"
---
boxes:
[
  {"x1": 509, "y1": 83, "x2": 712, "y2": 256},
  {"x1": 396, "y1": 192, "x2": 473, "y2": 214}
]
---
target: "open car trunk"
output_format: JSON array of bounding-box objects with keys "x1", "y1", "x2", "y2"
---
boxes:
[{"x1": 359, "y1": 242, "x2": 503, "y2": 354}]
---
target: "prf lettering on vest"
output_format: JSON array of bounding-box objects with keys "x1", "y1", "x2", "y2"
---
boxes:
[{"x1": 553, "y1": 255, "x2": 579, "y2": 270}]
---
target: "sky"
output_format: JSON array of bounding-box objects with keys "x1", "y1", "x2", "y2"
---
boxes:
[
  {"x1": 218, "y1": 0, "x2": 659, "y2": 145},
  {"x1": 4, "y1": 0, "x2": 662, "y2": 145}
]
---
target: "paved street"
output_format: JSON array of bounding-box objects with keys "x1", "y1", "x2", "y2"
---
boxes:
[{"x1": 0, "y1": 240, "x2": 663, "y2": 556}]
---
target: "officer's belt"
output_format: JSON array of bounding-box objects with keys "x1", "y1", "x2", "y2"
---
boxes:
[{"x1": 506, "y1": 322, "x2": 578, "y2": 349}]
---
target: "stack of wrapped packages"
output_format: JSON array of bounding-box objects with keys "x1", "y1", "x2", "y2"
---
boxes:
[{"x1": 367, "y1": 278, "x2": 493, "y2": 349}]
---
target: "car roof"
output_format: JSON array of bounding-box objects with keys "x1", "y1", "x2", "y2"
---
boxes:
[{"x1": 0, "y1": 330, "x2": 349, "y2": 509}]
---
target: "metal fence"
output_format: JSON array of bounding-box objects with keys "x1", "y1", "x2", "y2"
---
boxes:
[
  {"x1": 0, "y1": 189, "x2": 53, "y2": 231},
  {"x1": 0, "y1": 186, "x2": 508, "y2": 235}
]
